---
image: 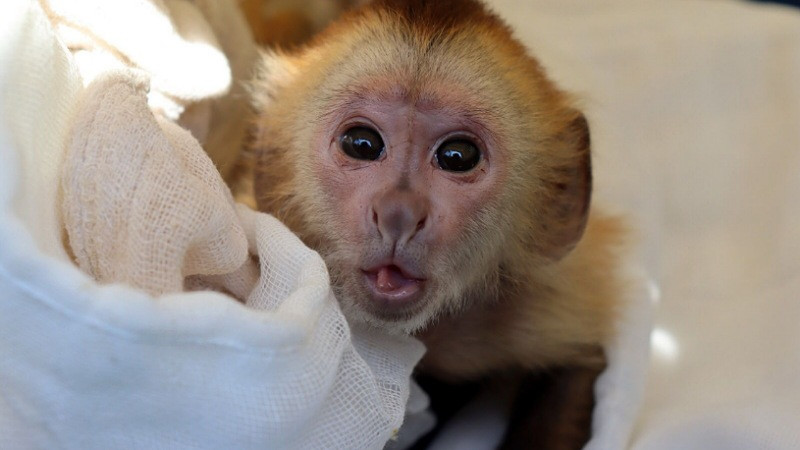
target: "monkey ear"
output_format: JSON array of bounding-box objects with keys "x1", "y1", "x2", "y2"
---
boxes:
[
  {"x1": 247, "y1": 49, "x2": 299, "y2": 113},
  {"x1": 537, "y1": 112, "x2": 592, "y2": 261}
]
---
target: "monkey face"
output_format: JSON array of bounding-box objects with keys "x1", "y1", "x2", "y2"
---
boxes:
[
  {"x1": 252, "y1": 1, "x2": 593, "y2": 335},
  {"x1": 309, "y1": 89, "x2": 511, "y2": 334}
]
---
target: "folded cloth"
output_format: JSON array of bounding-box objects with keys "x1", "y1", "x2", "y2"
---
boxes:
[
  {"x1": 0, "y1": 1, "x2": 423, "y2": 447},
  {"x1": 40, "y1": 0, "x2": 258, "y2": 178},
  {"x1": 62, "y1": 71, "x2": 248, "y2": 295}
]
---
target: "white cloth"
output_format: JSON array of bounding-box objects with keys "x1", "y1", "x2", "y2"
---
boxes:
[
  {"x1": 0, "y1": 1, "x2": 423, "y2": 449},
  {"x1": 41, "y1": 0, "x2": 258, "y2": 178}
]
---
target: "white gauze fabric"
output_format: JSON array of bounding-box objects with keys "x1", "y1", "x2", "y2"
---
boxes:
[
  {"x1": 0, "y1": 1, "x2": 423, "y2": 448},
  {"x1": 40, "y1": 0, "x2": 258, "y2": 178}
]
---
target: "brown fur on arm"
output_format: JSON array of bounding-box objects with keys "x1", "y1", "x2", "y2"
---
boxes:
[{"x1": 501, "y1": 351, "x2": 606, "y2": 450}]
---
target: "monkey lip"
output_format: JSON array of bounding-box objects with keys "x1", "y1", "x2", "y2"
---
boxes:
[{"x1": 362, "y1": 264, "x2": 425, "y2": 303}]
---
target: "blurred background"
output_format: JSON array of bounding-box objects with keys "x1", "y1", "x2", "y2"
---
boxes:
[
  {"x1": 755, "y1": 0, "x2": 800, "y2": 6},
  {"x1": 240, "y1": 0, "x2": 800, "y2": 47}
]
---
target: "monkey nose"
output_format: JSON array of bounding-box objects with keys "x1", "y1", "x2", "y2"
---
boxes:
[{"x1": 371, "y1": 190, "x2": 428, "y2": 245}]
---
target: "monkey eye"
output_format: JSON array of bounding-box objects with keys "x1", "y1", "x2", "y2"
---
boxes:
[
  {"x1": 435, "y1": 139, "x2": 481, "y2": 172},
  {"x1": 339, "y1": 126, "x2": 385, "y2": 161}
]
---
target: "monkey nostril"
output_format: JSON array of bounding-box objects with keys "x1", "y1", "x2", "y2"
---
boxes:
[
  {"x1": 371, "y1": 209, "x2": 383, "y2": 238},
  {"x1": 415, "y1": 217, "x2": 426, "y2": 233}
]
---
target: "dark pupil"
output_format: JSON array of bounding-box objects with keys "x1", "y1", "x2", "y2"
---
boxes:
[
  {"x1": 436, "y1": 140, "x2": 480, "y2": 172},
  {"x1": 340, "y1": 126, "x2": 384, "y2": 161}
]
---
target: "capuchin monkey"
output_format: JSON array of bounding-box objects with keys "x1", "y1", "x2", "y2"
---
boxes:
[{"x1": 250, "y1": 0, "x2": 626, "y2": 448}]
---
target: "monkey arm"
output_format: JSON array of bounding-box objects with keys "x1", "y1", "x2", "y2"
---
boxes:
[
  {"x1": 410, "y1": 350, "x2": 605, "y2": 450},
  {"x1": 501, "y1": 352, "x2": 606, "y2": 450}
]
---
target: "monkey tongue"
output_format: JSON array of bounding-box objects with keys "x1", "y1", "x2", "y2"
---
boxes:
[{"x1": 374, "y1": 265, "x2": 420, "y2": 297}]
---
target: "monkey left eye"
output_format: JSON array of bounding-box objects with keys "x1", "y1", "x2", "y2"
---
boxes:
[
  {"x1": 435, "y1": 139, "x2": 481, "y2": 172},
  {"x1": 339, "y1": 126, "x2": 385, "y2": 161}
]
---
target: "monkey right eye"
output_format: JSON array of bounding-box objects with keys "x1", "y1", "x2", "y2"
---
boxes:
[{"x1": 339, "y1": 126, "x2": 385, "y2": 161}]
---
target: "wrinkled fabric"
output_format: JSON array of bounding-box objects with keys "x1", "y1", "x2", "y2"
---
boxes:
[
  {"x1": 0, "y1": 1, "x2": 423, "y2": 448},
  {"x1": 41, "y1": 0, "x2": 257, "y2": 178}
]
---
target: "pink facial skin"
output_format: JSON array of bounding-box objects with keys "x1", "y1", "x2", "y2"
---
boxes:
[{"x1": 312, "y1": 85, "x2": 507, "y2": 323}]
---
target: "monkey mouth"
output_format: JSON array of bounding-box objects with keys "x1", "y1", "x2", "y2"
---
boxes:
[{"x1": 362, "y1": 264, "x2": 425, "y2": 305}]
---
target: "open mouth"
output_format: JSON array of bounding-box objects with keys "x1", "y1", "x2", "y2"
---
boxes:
[{"x1": 362, "y1": 264, "x2": 425, "y2": 304}]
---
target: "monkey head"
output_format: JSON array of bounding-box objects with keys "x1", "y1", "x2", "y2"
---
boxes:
[{"x1": 252, "y1": 0, "x2": 591, "y2": 334}]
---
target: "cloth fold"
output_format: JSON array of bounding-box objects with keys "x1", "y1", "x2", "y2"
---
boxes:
[
  {"x1": 41, "y1": 0, "x2": 258, "y2": 179},
  {"x1": 62, "y1": 72, "x2": 248, "y2": 295},
  {"x1": 1, "y1": 2, "x2": 424, "y2": 447}
]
